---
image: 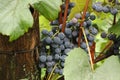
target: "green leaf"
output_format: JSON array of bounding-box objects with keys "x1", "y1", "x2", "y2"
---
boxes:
[
  {"x1": 63, "y1": 48, "x2": 93, "y2": 80},
  {"x1": 34, "y1": 0, "x2": 62, "y2": 21},
  {"x1": 94, "y1": 56, "x2": 120, "y2": 80},
  {"x1": 0, "y1": 0, "x2": 34, "y2": 41},
  {"x1": 39, "y1": 16, "x2": 51, "y2": 31},
  {"x1": 68, "y1": 0, "x2": 92, "y2": 19},
  {"x1": 108, "y1": 19, "x2": 120, "y2": 36}
]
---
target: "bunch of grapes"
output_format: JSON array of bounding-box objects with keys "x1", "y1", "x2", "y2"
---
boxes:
[
  {"x1": 92, "y1": 1, "x2": 119, "y2": 15},
  {"x1": 101, "y1": 32, "x2": 120, "y2": 55},
  {"x1": 38, "y1": 2, "x2": 98, "y2": 75}
]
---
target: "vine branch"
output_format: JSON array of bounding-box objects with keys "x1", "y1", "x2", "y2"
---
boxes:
[{"x1": 61, "y1": 0, "x2": 70, "y2": 32}]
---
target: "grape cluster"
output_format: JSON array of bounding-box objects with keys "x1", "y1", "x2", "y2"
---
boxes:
[
  {"x1": 39, "y1": 2, "x2": 98, "y2": 75},
  {"x1": 39, "y1": 12, "x2": 98, "y2": 75},
  {"x1": 101, "y1": 32, "x2": 120, "y2": 55},
  {"x1": 92, "y1": 2, "x2": 119, "y2": 15},
  {"x1": 39, "y1": 29, "x2": 74, "y2": 75}
]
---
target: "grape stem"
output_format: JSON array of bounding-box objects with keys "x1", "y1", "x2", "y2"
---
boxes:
[
  {"x1": 78, "y1": 0, "x2": 90, "y2": 47},
  {"x1": 81, "y1": 27, "x2": 94, "y2": 71},
  {"x1": 113, "y1": 14, "x2": 116, "y2": 25},
  {"x1": 47, "y1": 63, "x2": 58, "y2": 80},
  {"x1": 94, "y1": 41, "x2": 113, "y2": 63},
  {"x1": 61, "y1": 0, "x2": 70, "y2": 32},
  {"x1": 77, "y1": 0, "x2": 94, "y2": 71}
]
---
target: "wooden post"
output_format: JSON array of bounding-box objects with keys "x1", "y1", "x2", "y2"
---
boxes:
[{"x1": 0, "y1": 10, "x2": 40, "y2": 80}]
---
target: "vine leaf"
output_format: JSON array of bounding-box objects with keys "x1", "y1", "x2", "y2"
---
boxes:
[
  {"x1": 33, "y1": 0, "x2": 62, "y2": 21},
  {"x1": 108, "y1": 19, "x2": 120, "y2": 36},
  {"x1": 63, "y1": 48, "x2": 93, "y2": 80},
  {"x1": 69, "y1": 0, "x2": 92, "y2": 19},
  {"x1": 94, "y1": 56, "x2": 120, "y2": 80},
  {"x1": 0, "y1": 0, "x2": 34, "y2": 41}
]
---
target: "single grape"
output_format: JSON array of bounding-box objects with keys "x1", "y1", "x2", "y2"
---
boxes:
[
  {"x1": 39, "y1": 55, "x2": 47, "y2": 63},
  {"x1": 64, "y1": 41, "x2": 71, "y2": 48},
  {"x1": 90, "y1": 27, "x2": 98, "y2": 35},
  {"x1": 60, "y1": 55, "x2": 67, "y2": 62},
  {"x1": 45, "y1": 37, "x2": 52, "y2": 44},
  {"x1": 71, "y1": 17, "x2": 78, "y2": 24},
  {"x1": 58, "y1": 32, "x2": 65, "y2": 40},
  {"x1": 86, "y1": 20, "x2": 92, "y2": 26},
  {"x1": 72, "y1": 30, "x2": 78, "y2": 37},
  {"x1": 47, "y1": 67, "x2": 53, "y2": 73},
  {"x1": 59, "y1": 69, "x2": 63, "y2": 75},
  {"x1": 60, "y1": 45, "x2": 65, "y2": 50},
  {"x1": 64, "y1": 48, "x2": 71, "y2": 55},
  {"x1": 54, "y1": 68, "x2": 59, "y2": 73},
  {"x1": 46, "y1": 62, "x2": 53, "y2": 67},
  {"x1": 110, "y1": 8, "x2": 118, "y2": 15},
  {"x1": 50, "y1": 20, "x2": 59, "y2": 25},
  {"x1": 51, "y1": 43, "x2": 59, "y2": 48},
  {"x1": 39, "y1": 63, "x2": 45, "y2": 68},
  {"x1": 69, "y1": 2, "x2": 75, "y2": 8},
  {"x1": 102, "y1": 6, "x2": 110, "y2": 13},
  {"x1": 46, "y1": 55, "x2": 53, "y2": 61},
  {"x1": 87, "y1": 35, "x2": 94, "y2": 42},
  {"x1": 53, "y1": 37, "x2": 61, "y2": 44},
  {"x1": 42, "y1": 29, "x2": 48, "y2": 35},
  {"x1": 80, "y1": 42, "x2": 87, "y2": 49},
  {"x1": 54, "y1": 54, "x2": 60, "y2": 60},
  {"x1": 60, "y1": 62, "x2": 64, "y2": 68},
  {"x1": 85, "y1": 12, "x2": 90, "y2": 18},
  {"x1": 65, "y1": 28, "x2": 72, "y2": 36},
  {"x1": 90, "y1": 14, "x2": 96, "y2": 20},
  {"x1": 101, "y1": 32, "x2": 107, "y2": 38},
  {"x1": 48, "y1": 31, "x2": 53, "y2": 37},
  {"x1": 75, "y1": 13, "x2": 82, "y2": 19},
  {"x1": 55, "y1": 48, "x2": 61, "y2": 54}
]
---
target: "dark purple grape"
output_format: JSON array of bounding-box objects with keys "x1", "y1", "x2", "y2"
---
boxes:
[
  {"x1": 47, "y1": 55, "x2": 53, "y2": 61},
  {"x1": 58, "y1": 32, "x2": 65, "y2": 40},
  {"x1": 87, "y1": 35, "x2": 94, "y2": 42},
  {"x1": 53, "y1": 37, "x2": 61, "y2": 44},
  {"x1": 90, "y1": 14, "x2": 96, "y2": 20},
  {"x1": 75, "y1": 13, "x2": 82, "y2": 19},
  {"x1": 51, "y1": 20, "x2": 59, "y2": 25},
  {"x1": 64, "y1": 41, "x2": 71, "y2": 48},
  {"x1": 101, "y1": 32, "x2": 107, "y2": 38},
  {"x1": 39, "y1": 55, "x2": 47, "y2": 62},
  {"x1": 72, "y1": 30, "x2": 78, "y2": 37},
  {"x1": 110, "y1": 8, "x2": 118, "y2": 15},
  {"x1": 42, "y1": 29, "x2": 48, "y2": 35},
  {"x1": 54, "y1": 54, "x2": 60, "y2": 60},
  {"x1": 102, "y1": 6, "x2": 110, "y2": 13},
  {"x1": 59, "y1": 69, "x2": 63, "y2": 75},
  {"x1": 46, "y1": 62, "x2": 53, "y2": 67},
  {"x1": 80, "y1": 42, "x2": 87, "y2": 49},
  {"x1": 65, "y1": 28, "x2": 72, "y2": 35},
  {"x1": 45, "y1": 37, "x2": 52, "y2": 44},
  {"x1": 55, "y1": 48, "x2": 61, "y2": 54},
  {"x1": 60, "y1": 45, "x2": 65, "y2": 50}
]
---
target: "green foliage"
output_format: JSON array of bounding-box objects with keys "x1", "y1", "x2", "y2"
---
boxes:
[
  {"x1": 93, "y1": 56, "x2": 120, "y2": 80},
  {"x1": 63, "y1": 48, "x2": 120, "y2": 80},
  {"x1": 63, "y1": 48, "x2": 92, "y2": 80},
  {"x1": 0, "y1": 0, "x2": 34, "y2": 41},
  {"x1": 34, "y1": 0, "x2": 62, "y2": 21},
  {"x1": 108, "y1": 19, "x2": 120, "y2": 36},
  {"x1": 39, "y1": 16, "x2": 51, "y2": 31}
]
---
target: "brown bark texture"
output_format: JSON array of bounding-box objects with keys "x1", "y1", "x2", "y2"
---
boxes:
[{"x1": 0, "y1": 10, "x2": 40, "y2": 80}]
